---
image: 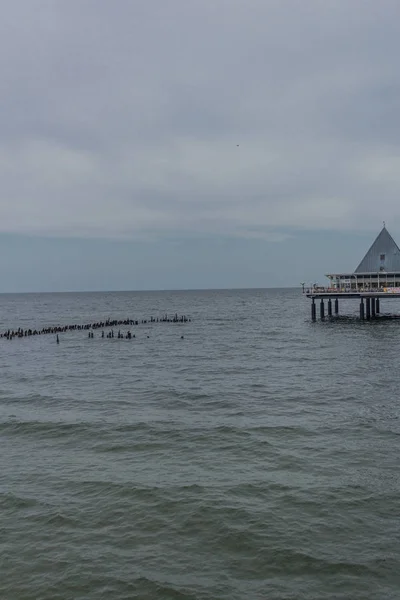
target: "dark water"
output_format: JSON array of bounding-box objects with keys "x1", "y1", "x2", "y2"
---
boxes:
[{"x1": 1, "y1": 288, "x2": 399, "y2": 600}]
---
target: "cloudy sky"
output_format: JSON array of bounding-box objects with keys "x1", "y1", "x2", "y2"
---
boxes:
[{"x1": 0, "y1": 0, "x2": 399, "y2": 292}]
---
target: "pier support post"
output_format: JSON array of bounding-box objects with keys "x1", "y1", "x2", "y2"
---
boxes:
[
  {"x1": 328, "y1": 299, "x2": 332, "y2": 317},
  {"x1": 311, "y1": 299, "x2": 316, "y2": 321},
  {"x1": 371, "y1": 297, "x2": 376, "y2": 318},
  {"x1": 366, "y1": 297, "x2": 371, "y2": 320},
  {"x1": 335, "y1": 298, "x2": 339, "y2": 314},
  {"x1": 320, "y1": 299, "x2": 325, "y2": 320},
  {"x1": 360, "y1": 298, "x2": 365, "y2": 320},
  {"x1": 376, "y1": 298, "x2": 380, "y2": 314}
]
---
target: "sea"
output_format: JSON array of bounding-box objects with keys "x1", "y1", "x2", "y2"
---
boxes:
[{"x1": 0, "y1": 288, "x2": 399, "y2": 600}]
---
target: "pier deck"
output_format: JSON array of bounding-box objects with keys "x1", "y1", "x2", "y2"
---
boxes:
[{"x1": 306, "y1": 290, "x2": 400, "y2": 299}]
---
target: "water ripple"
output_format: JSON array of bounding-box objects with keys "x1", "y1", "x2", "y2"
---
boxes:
[{"x1": 1, "y1": 289, "x2": 399, "y2": 600}]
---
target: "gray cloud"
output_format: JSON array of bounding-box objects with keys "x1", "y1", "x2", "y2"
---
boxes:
[{"x1": 0, "y1": 0, "x2": 400, "y2": 241}]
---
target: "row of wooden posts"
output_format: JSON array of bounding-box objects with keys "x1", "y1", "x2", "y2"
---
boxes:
[{"x1": 311, "y1": 297, "x2": 381, "y2": 321}]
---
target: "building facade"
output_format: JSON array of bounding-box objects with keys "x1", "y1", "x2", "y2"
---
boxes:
[{"x1": 326, "y1": 226, "x2": 400, "y2": 291}]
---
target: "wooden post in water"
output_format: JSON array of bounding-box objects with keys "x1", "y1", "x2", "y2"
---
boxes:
[
  {"x1": 376, "y1": 298, "x2": 380, "y2": 314},
  {"x1": 320, "y1": 299, "x2": 325, "y2": 319},
  {"x1": 328, "y1": 298, "x2": 332, "y2": 317},
  {"x1": 359, "y1": 298, "x2": 365, "y2": 320},
  {"x1": 366, "y1": 297, "x2": 371, "y2": 320},
  {"x1": 371, "y1": 297, "x2": 376, "y2": 318},
  {"x1": 335, "y1": 298, "x2": 339, "y2": 314},
  {"x1": 311, "y1": 299, "x2": 316, "y2": 321}
]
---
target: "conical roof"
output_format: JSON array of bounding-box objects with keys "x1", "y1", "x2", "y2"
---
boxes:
[{"x1": 355, "y1": 226, "x2": 400, "y2": 273}]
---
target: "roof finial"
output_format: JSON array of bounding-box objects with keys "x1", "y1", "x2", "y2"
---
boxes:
[{"x1": 383, "y1": 220, "x2": 386, "y2": 228}]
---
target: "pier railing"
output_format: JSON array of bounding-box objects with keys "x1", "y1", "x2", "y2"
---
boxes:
[{"x1": 304, "y1": 287, "x2": 400, "y2": 294}]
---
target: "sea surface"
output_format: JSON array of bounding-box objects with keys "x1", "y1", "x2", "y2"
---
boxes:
[{"x1": 0, "y1": 288, "x2": 399, "y2": 600}]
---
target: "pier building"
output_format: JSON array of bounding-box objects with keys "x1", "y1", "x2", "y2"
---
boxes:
[{"x1": 306, "y1": 225, "x2": 400, "y2": 320}]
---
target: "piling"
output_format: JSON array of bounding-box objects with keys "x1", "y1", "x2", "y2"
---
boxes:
[
  {"x1": 320, "y1": 299, "x2": 325, "y2": 319},
  {"x1": 376, "y1": 298, "x2": 380, "y2": 314},
  {"x1": 366, "y1": 297, "x2": 371, "y2": 320},
  {"x1": 359, "y1": 299, "x2": 365, "y2": 320},
  {"x1": 371, "y1": 297, "x2": 376, "y2": 318},
  {"x1": 311, "y1": 299, "x2": 316, "y2": 321},
  {"x1": 328, "y1": 298, "x2": 332, "y2": 317},
  {"x1": 335, "y1": 298, "x2": 339, "y2": 314}
]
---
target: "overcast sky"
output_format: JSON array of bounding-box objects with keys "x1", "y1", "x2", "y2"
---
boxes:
[{"x1": 0, "y1": 0, "x2": 399, "y2": 292}]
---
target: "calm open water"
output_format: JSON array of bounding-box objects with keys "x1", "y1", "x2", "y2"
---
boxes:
[{"x1": 0, "y1": 288, "x2": 399, "y2": 600}]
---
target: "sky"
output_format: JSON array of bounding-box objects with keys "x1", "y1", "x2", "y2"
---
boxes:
[{"x1": 1, "y1": 0, "x2": 400, "y2": 292}]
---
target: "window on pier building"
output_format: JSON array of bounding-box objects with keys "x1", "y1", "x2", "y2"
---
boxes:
[{"x1": 380, "y1": 254, "x2": 386, "y2": 261}]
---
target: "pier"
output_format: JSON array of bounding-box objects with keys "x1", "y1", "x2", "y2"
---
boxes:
[
  {"x1": 307, "y1": 290, "x2": 400, "y2": 321},
  {"x1": 305, "y1": 225, "x2": 400, "y2": 321}
]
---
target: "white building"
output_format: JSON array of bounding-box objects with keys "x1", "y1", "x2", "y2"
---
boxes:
[{"x1": 326, "y1": 225, "x2": 400, "y2": 291}]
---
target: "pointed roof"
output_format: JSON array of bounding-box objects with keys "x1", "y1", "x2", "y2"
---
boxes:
[{"x1": 355, "y1": 226, "x2": 400, "y2": 273}]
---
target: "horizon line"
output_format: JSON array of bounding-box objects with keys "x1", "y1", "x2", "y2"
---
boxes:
[{"x1": 0, "y1": 285, "x2": 299, "y2": 295}]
